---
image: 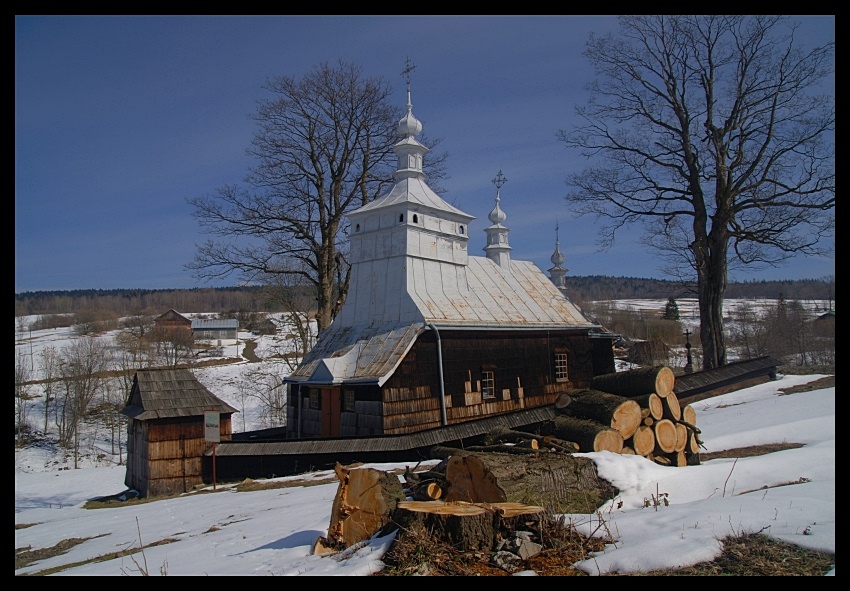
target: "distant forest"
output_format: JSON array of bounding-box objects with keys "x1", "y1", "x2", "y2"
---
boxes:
[{"x1": 15, "y1": 275, "x2": 835, "y2": 317}]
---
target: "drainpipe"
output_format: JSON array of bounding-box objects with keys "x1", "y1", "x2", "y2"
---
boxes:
[
  {"x1": 296, "y1": 384, "x2": 302, "y2": 439},
  {"x1": 426, "y1": 323, "x2": 447, "y2": 426}
]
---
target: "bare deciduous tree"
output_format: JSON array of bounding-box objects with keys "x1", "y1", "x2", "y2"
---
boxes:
[
  {"x1": 559, "y1": 16, "x2": 834, "y2": 369},
  {"x1": 15, "y1": 350, "x2": 35, "y2": 447},
  {"x1": 39, "y1": 346, "x2": 60, "y2": 434},
  {"x1": 56, "y1": 337, "x2": 111, "y2": 467},
  {"x1": 187, "y1": 60, "x2": 448, "y2": 333}
]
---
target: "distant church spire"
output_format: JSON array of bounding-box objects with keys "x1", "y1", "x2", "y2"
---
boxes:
[
  {"x1": 483, "y1": 170, "x2": 512, "y2": 269},
  {"x1": 548, "y1": 221, "x2": 568, "y2": 296}
]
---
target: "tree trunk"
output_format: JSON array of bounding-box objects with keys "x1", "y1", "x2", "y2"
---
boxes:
[
  {"x1": 589, "y1": 366, "x2": 675, "y2": 398},
  {"x1": 696, "y1": 245, "x2": 729, "y2": 369},
  {"x1": 423, "y1": 450, "x2": 617, "y2": 514},
  {"x1": 541, "y1": 416, "x2": 624, "y2": 453},
  {"x1": 557, "y1": 389, "x2": 642, "y2": 440}
]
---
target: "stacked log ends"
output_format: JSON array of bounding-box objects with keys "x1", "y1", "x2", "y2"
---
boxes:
[
  {"x1": 653, "y1": 419, "x2": 678, "y2": 454},
  {"x1": 546, "y1": 366, "x2": 700, "y2": 467},
  {"x1": 682, "y1": 404, "x2": 697, "y2": 426},
  {"x1": 628, "y1": 424, "x2": 655, "y2": 457},
  {"x1": 634, "y1": 393, "x2": 664, "y2": 420},
  {"x1": 590, "y1": 365, "x2": 675, "y2": 398},
  {"x1": 662, "y1": 391, "x2": 682, "y2": 421}
]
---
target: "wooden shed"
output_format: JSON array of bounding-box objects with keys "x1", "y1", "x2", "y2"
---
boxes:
[
  {"x1": 121, "y1": 369, "x2": 237, "y2": 498},
  {"x1": 154, "y1": 309, "x2": 192, "y2": 333}
]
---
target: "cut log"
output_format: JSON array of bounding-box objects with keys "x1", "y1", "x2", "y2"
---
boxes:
[
  {"x1": 542, "y1": 416, "x2": 624, "y2": 453},
  {"x1": 643, "y1": 417, "x2": 654, "y2": 427},
  {"x1": 558, "y1": 389, "x2": 642, "y2": 440},
  {"x1": 554, "y1": 392, "x2": 572, "y2": 410},
  {"x1": 590, "y1": 365, "x2": 675, "y2": 398},
  {"x1": 465, "y1": 442, "x2": 539, "y2": 455},
  {"x1": 540, "y1": 435, "x2": 580, "y2": 452},
  {"x1": 682, "y1": 404, "x2": 697, "y2": 426},
  {"x1": 634, "y1": 392, "x2": 664, "y2": 420},
  {"x1": 662, "y1": 391, "x2": 682, "y2": 421},
  {"x1": 443, "y1": 455, "x2": 508, "y2": 503},
  {"x1": 687, "y1": 431, "x2": 701, "y2": 455},
  {"x1": 485, "y1": 425, "x2": 578, "y2": 453},
  {"x1": 315, "y1": 463, "x2": 405, "y2": 553},
  {"x1": 627, "y1": 424, "x2": 655, "y2": 457},
  {"x1": 621, "y1": 446, "x2": 635, "y2": 455},
  {"x1": 424, "y1": 451, "x2": 617, "y2": 514},
  {"x1": 412, "y1": 481, "x2": 443, "y2": 501},
  {"x1": 673, "y1": 422, "x2": 688, "y2": 453},
  {"x1": 653, "y1": 419, "x2": 677, "y2": 454}
]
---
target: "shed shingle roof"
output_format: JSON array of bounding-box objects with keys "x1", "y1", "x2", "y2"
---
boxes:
[{"x1": 121, "y1": 369, "x2": 237, "y2": 420}]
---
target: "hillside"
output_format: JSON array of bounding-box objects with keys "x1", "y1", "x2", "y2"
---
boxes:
[{"x1": 14, "y1": 276, "x2": 836, "y2": 317}]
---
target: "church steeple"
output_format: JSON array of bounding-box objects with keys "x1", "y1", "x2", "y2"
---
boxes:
[
  {"x1": 483, "y1": 170, "x2": 512, "y2": 269},
  {"x1": 548, "y1": 222, "x2": 569, "y2": 296},
  {"x1": 394, "y1": 58, "x2": 427, "y2": 182}
]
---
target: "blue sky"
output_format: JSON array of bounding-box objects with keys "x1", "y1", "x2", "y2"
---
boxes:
[{"x1": 15, "y1": 15, "x2": 835, "y2": 293}]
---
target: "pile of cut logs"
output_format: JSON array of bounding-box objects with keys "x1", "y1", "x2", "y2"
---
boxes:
[{"x1": 545, "y1": 365, "x2": 703, "y2": 467}]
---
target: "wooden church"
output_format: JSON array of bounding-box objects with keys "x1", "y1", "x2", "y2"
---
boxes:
[{"x1": 283, "y1": 83, "x2": 615, "y2": 439}]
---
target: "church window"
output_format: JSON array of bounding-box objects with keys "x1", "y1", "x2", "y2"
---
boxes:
[
  {"x1": 399, "y1": 214, "x2": 404, "y2": 222},
  {"x1": 554, "y1": 352, "x2": 569, "y2": 382},
  {"x1": 481, "y1": 369, "x2": 495, "y2": 399},
  {"x1": 412, "y1": 214, "x2": 418, "y2": 223}
]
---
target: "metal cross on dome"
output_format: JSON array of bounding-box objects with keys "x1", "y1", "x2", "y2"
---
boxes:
[
  {"x1": 492, "y1": 170, "x2": 507, "y2": 197},
  {"x1": 401, "y1": 57, "x2": 416, "y2": 89}
]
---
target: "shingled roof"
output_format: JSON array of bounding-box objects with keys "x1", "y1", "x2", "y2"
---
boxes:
[{"x1": 121, "y1": 368, "x2": 237, "y2": 420}]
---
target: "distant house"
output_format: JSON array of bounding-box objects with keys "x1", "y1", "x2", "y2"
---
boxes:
[
  {"x1": 154, "y1": 309, "x2": 192, "y2": 333},
  {"x1": 121, "y1": 369, "x2": 237, "y2": 497},
  {"x1": 283, "y1": 88, "x2": 616, "y2": 439},
  {"x1": 191, "y1": 318, "x2": 239, "y2": 345}
]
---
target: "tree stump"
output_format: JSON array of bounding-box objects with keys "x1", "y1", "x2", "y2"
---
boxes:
[
  {"x1": 313, "y1": 463, "x2": 405, "y2": 554},
  {"x1": 392, "y1": 501, "x2": 544, "y2": 552}
]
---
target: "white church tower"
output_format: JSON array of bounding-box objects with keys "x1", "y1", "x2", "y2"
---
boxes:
[
  {"x1": 483, "y1": 170, "x2": 512, "y2": 269},
  {"x1": 339, "y1": 61, "x2": 475, "y2": 328}
]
